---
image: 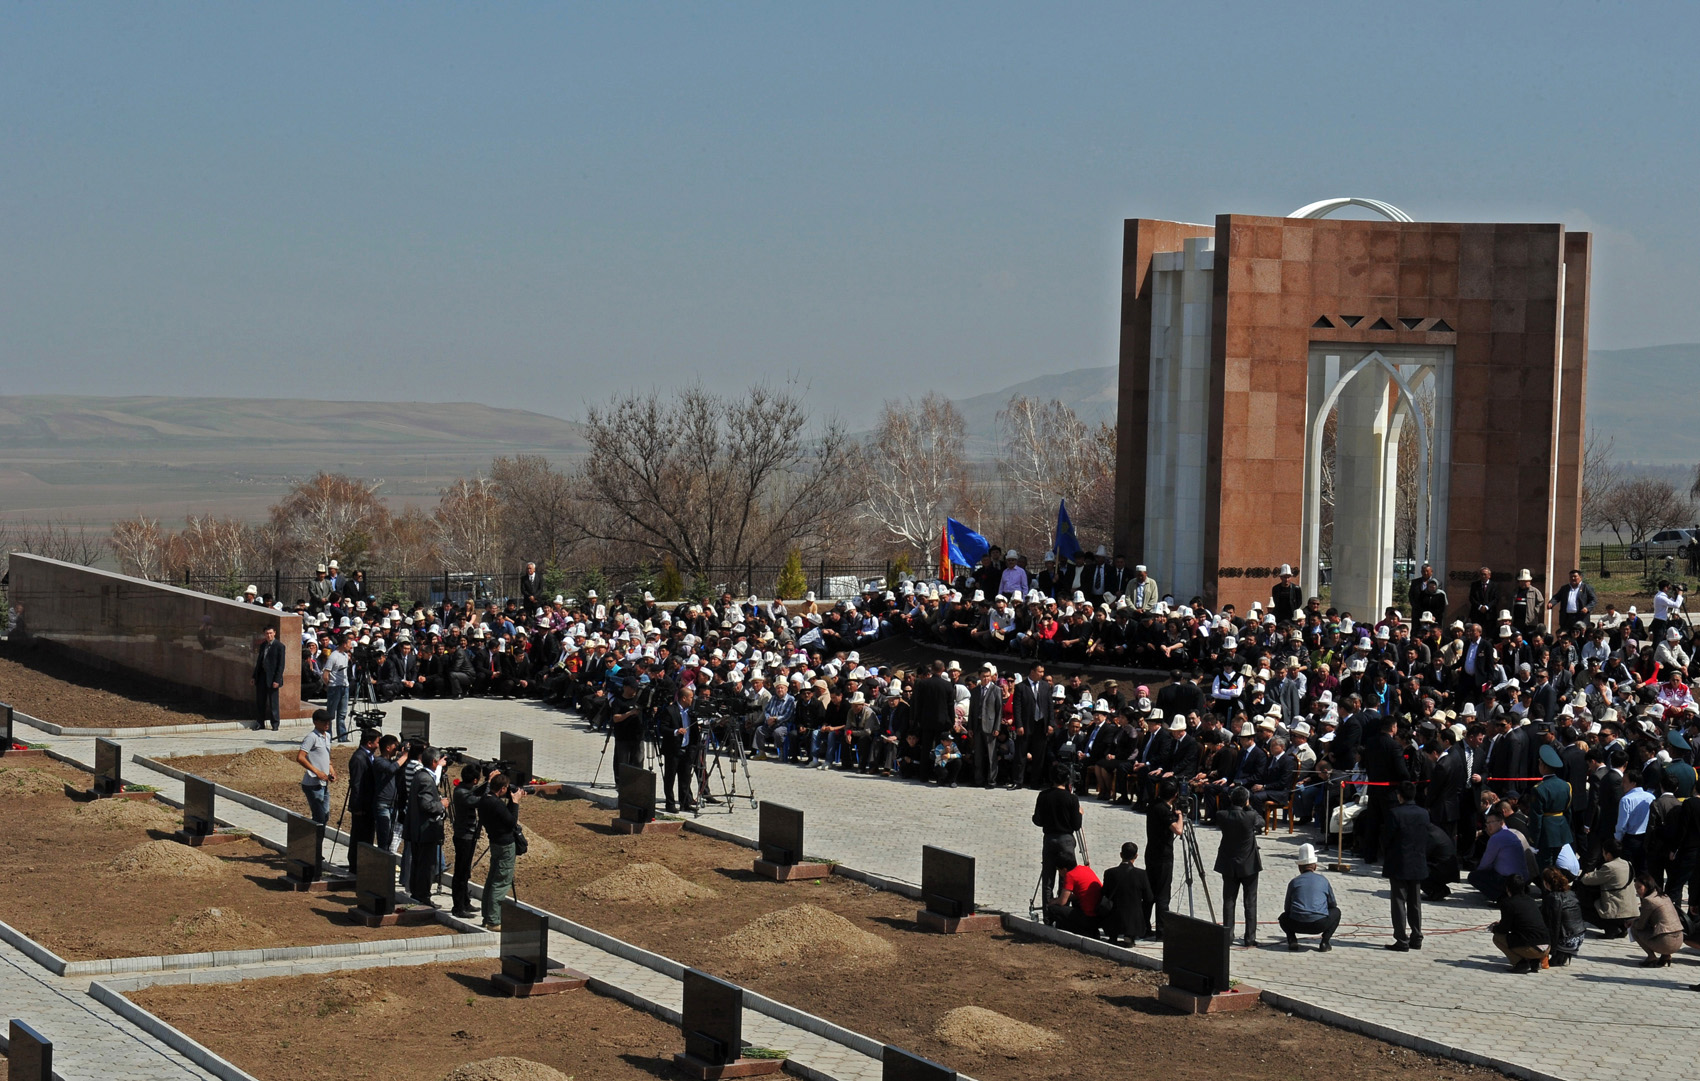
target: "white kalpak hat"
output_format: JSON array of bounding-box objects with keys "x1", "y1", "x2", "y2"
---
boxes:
[{"x1": 1297, "y1": 843, "x2": 1318, "y2": 865}]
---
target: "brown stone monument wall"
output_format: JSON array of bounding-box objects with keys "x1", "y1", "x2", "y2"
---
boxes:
[
  {"x1": 1116, "y1": 212, "x2": 1589, "y2": 617},
  {"x1": 5, "y1": 552, "x2": 309, "y2": 718}
]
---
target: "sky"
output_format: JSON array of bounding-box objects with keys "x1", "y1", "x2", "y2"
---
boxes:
[{"x1": 5, "y1": 2, "x2": 1699, "y2": 429}]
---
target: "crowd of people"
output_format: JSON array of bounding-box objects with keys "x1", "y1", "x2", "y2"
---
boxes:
[{"x1": 255, "y1": 553, "x2": 1700, "y2": 976}]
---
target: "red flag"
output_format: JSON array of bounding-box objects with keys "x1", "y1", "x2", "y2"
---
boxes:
[{"x1": 938, "y1": 521, "x2": 954, "y2": 584}]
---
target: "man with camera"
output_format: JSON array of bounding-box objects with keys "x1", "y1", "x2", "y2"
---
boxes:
[
  {"x1": 477, "y1": 772, "x2": 524, "y2": 930},
  {"x1": 1033, "y1": 765, "x2": 1083, "y2": 903},
  {"x1": 610, "y1": 678, "x2": 646, "y2": 772},
  {"x1": 346, "y1": 727, "x2": 380, "y2": 873},
  {"x1": 369, "y1": 734, "x2": 408, "y2": 851},
  {"x1": 404, "y1": 747, "x2": 448, "y2": 906},
  {"x1": 660, "y1": 686, "x2": 698, "y2": 814},
  {"x1": 449, "y1": 762, "x2": 484, "y2": 919}
]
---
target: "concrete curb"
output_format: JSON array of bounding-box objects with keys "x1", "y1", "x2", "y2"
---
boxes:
[
  {"x1": 0, "y1": 916, "x2": 73, "y2": 976},
  {"x1": 999, "y1": 913, "x2": 1162, "y2": 970},
  {"x1": 59, "y1": 930, "x2": 484, "y2": 978},
  {"x1": 88, "y1": 980, "x2": 261, "y2": 1081},
  {"x1": 14, "y1": 709, "x2": 314, "y2": 739}
]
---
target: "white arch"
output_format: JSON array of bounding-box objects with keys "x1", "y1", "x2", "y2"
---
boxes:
[
  {"x1": 1303, "y1": 351, "x2": 1433, "y2": 600},
  {"x1": 1289, "y1": 197, "x2": 1414, "y2": 223}
]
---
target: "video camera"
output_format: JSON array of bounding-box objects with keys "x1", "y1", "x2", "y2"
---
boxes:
[{"x1": 441, "y1": 747, "x2": 519, "y2": 782}]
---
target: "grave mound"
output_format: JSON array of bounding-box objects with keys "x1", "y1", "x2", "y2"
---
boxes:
[
  {"x1": 168, "y1": 907, "x2": 278, "y2": 951},
  {"x1": 108, "y1": 841, "x2": 229, "y2": 879},
  {"x1": 440, "y1": 1057, "x2": 572, "y2": 1081},
  {"x1": 317, "y1": 976, "x2": 410, "y2": 1018},
  {"x1": 204, "y1": 749, "x2": 300, "y2": 783},
  {"x1": 74, "y1": 798, "x2": 178, "y2": 830},
  {"x1": 720, "y1": 904, "x2": 894, "y2": 970},
  {"x1": 934, "y1": 1005, "x2": 1061, "y2": 1057},
  {"x1": 0, "y1": 765, "x2": 66, "y2": 797},
  {"x1": 580, "y1": 862, "x2": 717, "y2": 906}
]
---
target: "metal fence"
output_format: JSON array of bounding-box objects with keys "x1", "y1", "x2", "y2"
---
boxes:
[
  {"x1": 1587, "y1": 541, "x2": 1700, "y2": 587},
  {"x1": 174, "y1": 561, "x2": 906, "y2": 608}
]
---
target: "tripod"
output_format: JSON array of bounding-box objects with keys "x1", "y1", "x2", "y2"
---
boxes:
[
  {"x1": 350, "y1": 666, "x2": 386, "y2": 731},
  {"x1": 1179, "y1": 814, "x2": 1217, "y2": 922},
  {"x1": 694, "y1": 716, "x2": 758, "y2": 815}
]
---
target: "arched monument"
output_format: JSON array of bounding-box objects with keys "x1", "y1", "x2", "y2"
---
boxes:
[{"x1": 1113, "y1": 201, "x2": 1590, "y2": 620}]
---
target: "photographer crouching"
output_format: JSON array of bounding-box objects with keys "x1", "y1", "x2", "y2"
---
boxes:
[
  {"x1": 1033, "y1": 764, "x2": 1083, "y2": 903},
  {"x1": 477, "y1": 772, "x2": 524, "y2": 930}
]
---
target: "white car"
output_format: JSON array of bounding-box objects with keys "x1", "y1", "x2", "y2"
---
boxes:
[{"x1": 1628, "y1": 528, "x2": 1699, "y2": 562}]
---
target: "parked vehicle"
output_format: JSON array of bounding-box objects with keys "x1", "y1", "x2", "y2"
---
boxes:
[{"x1": 1628, "y1": 528, "x2": 1698, "y2": 562}]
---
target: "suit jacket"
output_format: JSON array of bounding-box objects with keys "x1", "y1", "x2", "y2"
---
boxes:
[
  {"x1": 1260, "y1": 751, "x2": 1297, "y2": 792},
  {"x1": 1013, "y1": 678, "x2": 1039, "y2": 737},
  {"x1": 971, "y1": 681, "x2": 1003, "y2": 735},
  {"x1": 519, "y1": 572, "x2": 545, "y2": 603},
  {"x1": 658, "y1": 702, "x2": 694, "y2": 756},
  {"x1": 1103, "y1": 565, "x2": 1130, "y2": 597},
  {"x1": 253, "y1": 639, "x2": 286, "y2": 686},
  {"x1": 1427, "y1": 746, "x2": 1466, "y2": 824},
  {"x1": 382, "y1": 652, "x2": 419, "y2": 683},
  {"x1": 1100, "y1": 863, "x2": 1155, "y2": 939},
  {"x1": 912, "y1": 675, "x2": 955, "y2": 737},
  {"x1": 1360, "y1": 731, "x2": 1410, "y2": 786},
  {"x1": 1271, "y1": 583, "x2": 1303, "y2": 621},
  {"x1": 1214, "y1": 807, "x2": 1263, "y2": 876},
  {"x1": 1383, "y1": 802, "x2": 1432, "y2": 880},
  {"x1": 1166, "y1": 733, "x2": 1201, "y2": 779}
]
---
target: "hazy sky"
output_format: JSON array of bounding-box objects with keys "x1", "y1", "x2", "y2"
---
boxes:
[{"x1": 5, "y1": 3, "x2": 1697, "y2": 428}]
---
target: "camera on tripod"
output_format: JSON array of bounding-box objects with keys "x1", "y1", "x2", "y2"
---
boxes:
[
  {"x1": 442, "y1": 747, "x2": 517, "y2": 782},
  {"x1": 351, "y1": 642, "x2": 386, "y2": 671}
]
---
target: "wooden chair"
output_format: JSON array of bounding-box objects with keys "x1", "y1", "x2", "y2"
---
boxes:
[{"x1": 1261, "y1": 791, "x2": 1296, "y2": 834}]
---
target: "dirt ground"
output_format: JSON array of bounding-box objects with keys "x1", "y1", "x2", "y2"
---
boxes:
[
  {"x1": 0, "y1": 756, "x2": 452, "y2": 960},
  {"x1": 0, "y1": 646, "x2": 244, "y2": 728},
  {"x1": 177, "y1": 754, "x2": 1499, "y2": 1081},
  {"x1": 130, "y1": 960, "x2": 687, "y2": 1081}
]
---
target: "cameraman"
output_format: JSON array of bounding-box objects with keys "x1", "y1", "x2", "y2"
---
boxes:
[
  {"x1": 370, "y1": 735, "x2": 408, "y2": 851},
  {"x1": 347, "y1": 727, "x2": 381, "y2": 873},
  {"x1": 324, "y1": 634, "x2": 352, "y2": 742},
  {"x1": 1033, "y1": 765, "x2": 1083, "y2": 903},
  {"x1": 476, "y1": 772, "x2": 524, "y2": 930},
  {"x1": 404, "y1": 747, "x2": 447, "y2": 906},
  {"x1": 448, "y1": 762, "x2": 484, "y2": 919},
  {"x1": 611, "y1": 679, "x2": 645, "y2": 771}
]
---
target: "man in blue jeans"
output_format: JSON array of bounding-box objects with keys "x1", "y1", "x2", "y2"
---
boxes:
[
  {"x1": 322, "y1": 636, "x2": 352, "y2": 742},
  {"x1": 296, "y1": 710, "x2": 336, "y2": 825},
  {"x1": 369, "y1": 735, "x2": 407, "y2": 850}
]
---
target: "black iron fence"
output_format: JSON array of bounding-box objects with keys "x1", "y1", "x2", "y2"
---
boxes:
[{"x1": 174, "y1": 561, "x2": 906, "y2": 609}]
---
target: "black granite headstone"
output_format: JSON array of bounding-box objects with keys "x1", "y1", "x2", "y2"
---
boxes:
[
  {"x1": 759, "y1": 803, "x2": 804, "y2": 865},
  {"x1": 182, "y1": 776, "x2": 216, "y2": 837},
  {"x1": 93, "y1": 737, "x2": 122, "y2": 796},
  {"x1": 616, "y1": 764, "x2": 656, "y2": 823},
  {"x1": 882, "y1": 1044, "x2": 956, "y2": 1081},
  {"x1": 354, "y1": 841, "x2": 398, "y2": 915},
  {"x1": 681, "y1": 967, "x2": 742, "y2": 1066},
  {"x1": 499, "y1": 731, "x2": 533, "y2": 787},
  {"x1": 1162, "y1": 913, "x2": 1232, "y2": 995},
  {"x1": 399, "y1": 706, "x2": 430, "y2": 745},
  {"x1": 920, "y1": 845, "x2": 975, "y2": 919},
  {"x1": 7, "y1": 1019, "x2": 52, "y2": 1081},
  {"x1": 499, "y1": 898, "x2": 554, "y2": 983},
  {"x1": 0, "y1": 701, "x2": 14, "y2": 756},
  {"x1": 285, "y1": 812, "x2": 325, "y2": 883}
]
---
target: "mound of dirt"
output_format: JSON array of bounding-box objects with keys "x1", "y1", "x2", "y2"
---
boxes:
[
  {"x1": 519, "y1": 833, "x2": 561, "y2": 861},
  {"x1": 168, "y1": 907, "x2": 278, "y2": 951},
  {"x1": 440, "y1": 1058, "x2": 572, "y2": 1081},
  {"x1": 316, "y1": 976, "x2": 409, "y2": 1018},
  {"x1": 203, "y1": 749, "x2": 300, "y2": 783},
  {"x1": 0, "y1": 766, "x2": 67, "y2": 797},
  {"x1": 719, "y1": 904, "x2": 894, "y2": 970},
  {"x1": 108, "y1": 841, "x2": 229, "y2": 880},
  {"x1": 933, "y1": 1006, "x2": 1061, "y2": 1058},
  {"x1": 74, "y1": 798, "x2": 179, "y2": 831},
  {"x1": 580, "y1": 862, "x2": 717, "y2": 906}
]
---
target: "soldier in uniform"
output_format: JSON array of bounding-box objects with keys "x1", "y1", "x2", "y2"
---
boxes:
[{"x1": 1528, "y1": 743, "x2": 1575, "y2": 869}]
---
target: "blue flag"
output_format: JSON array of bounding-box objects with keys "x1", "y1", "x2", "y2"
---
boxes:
[
  {"x1": 945, "y1": 517, "x2": 990, "y2": 568},
  {"x1": 1054, "y1": 500, "x2": 1082, "y2": 562}
]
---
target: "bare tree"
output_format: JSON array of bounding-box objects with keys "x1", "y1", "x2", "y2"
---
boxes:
[
  {"x1": 860, "y1": 393, "x2": 974, "y2": 554},
  {"x1": 1599, "y1": 477, "x2": 1693, "y2": 546},
  {"x1": 164, "y1": 515, "x2": 259, "y2": 585},
  {"x1": 434, "y1": 476, "x2": 505, "y2": 571},
  {"x1": 490, "y1": 454, "x2": 579, "y2": 567},
  {"x1": 268, "y1": 472, "x2": 390, "y2": 567},
  {"x1": 8, "y1": 518, "x2": 108, "y2": 566},
  {"x1": 574, "y1": 384, "x2": 860, "y2": 572},
  {"x1": 110, "y1": 517, "x2": 167, "y2": 579},
  {"x1": 376, "y1": 506, "x2": 440, "y2": 577},
  {"x1": 1584, "y1": 428, "x2": 1622, "y2": 533},
  {"x1": 996, "y1": 396, "x2": 1116, "y2": 549}
]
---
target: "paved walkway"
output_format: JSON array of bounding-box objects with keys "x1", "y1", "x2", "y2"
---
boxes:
[{"x1": 24, "y1": 700, "x2": 1700, "y2": 1081}]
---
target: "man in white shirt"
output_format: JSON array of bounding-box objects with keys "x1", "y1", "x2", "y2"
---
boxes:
[{"x1": 296, "y1": 711, "x2": 337, "y2": 825}]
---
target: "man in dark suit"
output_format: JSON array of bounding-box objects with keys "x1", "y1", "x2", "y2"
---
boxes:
[
  {"x1": 1560, "y1": 725, "x2": 1590, "y2": 839},
  {"x1": 345, "y1": 727, "x2": 380, "y2": 874},
  {"x1": 1547, "y1": 569, "x2": 1597, "y2": 630},
  {"x1": 1100, "y1": 841, "x2": 1156, "y2": 942},
  {"x1": 969, "y1": 664, "x2": 1003, "y2": 788},
  {"x1": 1271, "y1": 564, "x2": 1304, "y2": 622},
  {"x1": 1331, "y1": 694, "x2": 1367, "y2": 772},
  {"x1": 1426, "y1": 730, "x2": 1467, "y2": 845},
  {"x1": 252, "y1": 627, "x2": 287, "y2": 731},
  {"x1": 1357, "y1": 713, "x2": 1410, "y2": 862},
  {"x1": 1383, "y1": 781, "x2": 1431, "y2": 951},
  {"x1": 1011, "y1": 664, "x2": 1044, "y2": 789},
  {"x1": 1215, "y1": 787, "x2": 1263, "y2": 946},
  {"x1": 911, "y1": 661, "x2": 955, "y2": 748},
  {"x1": 659, "y1": 686, "x2": 697, "y2": 813},
  {"x1": 380, "y1": 642, "x2": 421, "y2": 700},
  {"x1": 1468, "y1": 567, "x2": 1497, "y2": 628},
  {"x1": 519, "y1": 562, "x2": 545, "y2": 609}
]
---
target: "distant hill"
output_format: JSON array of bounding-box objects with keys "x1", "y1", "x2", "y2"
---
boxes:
[
  {"x1": 0, "y1": 396, "x2": 587, "y2": 451},
  {"x1": 0, "y1": 396, "x2": 587, "y2": 526},
  {"x1": 951, "y1": 345, "x2": 1700, "y2": 465}
]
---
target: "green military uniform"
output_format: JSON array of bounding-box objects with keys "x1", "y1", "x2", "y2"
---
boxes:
[
  {"x1": 1664, "y1": 759, "x2": 1697, "y2": 799},
  {"x1": 1528, "y1": 758, "x2": 1573, "y2": 868}
]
